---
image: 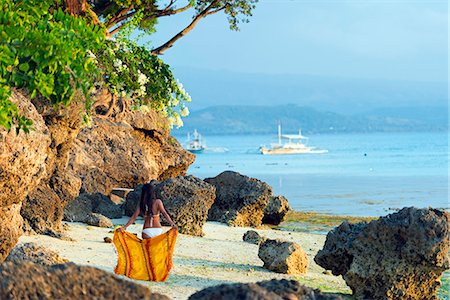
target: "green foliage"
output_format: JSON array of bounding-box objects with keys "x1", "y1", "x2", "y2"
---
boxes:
[
  {"x1": 95, "y1": 38, "x2": 191, "y2": 127},
  {"x1": 0, "y1": 0, "x2": 105, "y2": 132},
  {"x1": 194, "y1": 0, "x2": 258, "y2": 31}
]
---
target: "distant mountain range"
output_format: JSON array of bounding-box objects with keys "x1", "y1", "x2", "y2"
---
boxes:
[
  {"x1": 172, "y1": 67, "x2": 447, "y2": 115},
  {"x1": 173, "y1": 105, "x2": 448, "y2": 135}
]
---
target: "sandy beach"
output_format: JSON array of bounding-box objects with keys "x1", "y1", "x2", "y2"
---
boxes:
[{"x1": 18, "y1": 218, "x2": 350, "y2": 299}]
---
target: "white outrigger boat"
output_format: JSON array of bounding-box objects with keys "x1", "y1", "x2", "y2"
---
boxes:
[
  {"x1": 259, "y1": 123, "x2": 328, "y2": 155},
  {"x1": 186, "y1": 129, "x2": 206, "y2": 154}
]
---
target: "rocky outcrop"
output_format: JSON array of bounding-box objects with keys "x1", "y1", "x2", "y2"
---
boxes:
[
  {"x1": 205, "y1": 171, "x2": 272, "y2": 227},
  {"x1": 0, "y1": 90, "x2": 51, "y2": 262},
  {"x1": 63, "y1": 193, "x2": 94, "y2": 222},
  {"x1": 263, "y1": 195, "x2": 291, "y2": 225},
  {"x1": 5, "y1": 243, "x2": 68, "y2": 266},
  {"x1": 243, "y1": 230, "x2": 265, "y2": 245},
  {"x1": 155, "y1": 176, "x2": 216, "y2": 236},
  {"x1": 189, "y1": 279, "x2": 341, "y2": 300},
  {"x1": 63, "y1": 192, "x2": 123, "y2": 222},
  {"x1": 85, "y1": 213, "x2": 113, "y2": 228},
  {"x1": 21, "y1": 97, "x2": 83, "y2": 234},
  {"x1": 0, "y1": 261, "x2": 169, "y2": 300},
  {"x1": 315, "y1": 207, "x2": 450, "y2": 299},
  {"x1": 258, "y1": 238, "x2": 308, "y2": 274},
  {"x1": 69, "y1": 112, "x2": 194, "y2": 195}
]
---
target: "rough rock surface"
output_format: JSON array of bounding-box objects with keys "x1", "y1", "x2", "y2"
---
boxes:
[
  {"x1": 63, "y1": 193, "x2": 94, "y2": 222},
  {"x1": 21, "y1": 97, "x2": 83, "y2": 234},
  {"x1": 69, "y1": 114, "x2": 194, "y2": 195},
  {"x1": 315, "y1": 207, "x2": 450, "y2": 299},
  {"x1": 243, "y1": 230, "x2": 265, "y2": 245},
  {"x1": 258, "y1": 238, "x2": 308, "y2": 274},
  {"x1": 262, "y1": 195, "x2": 291, "y2": 225},
  {"x1": 205, "y1": 171, "x2": 272, "y2": 227},
  {"x1": 91, "y1": 192, "x2": 123, "y2": 219},
  {"x1": 5, "y1": 242, "x2": 68, "y2": 266},
  {"x1": 0, "y1": 90, "x2": 51, "y2": 262},
  {"x1": 85, "y1": 213, "x2": 113, "y2": 228},
  {"x1": 189, "y1": 279, "x2": 342, "y2": 300},
  {"x1": 123, "y1": 184, "x2": 143, "y2": 217},
  {"x1": 0, "y1": 261, "x2": 169, "y2": 300},
  {"x1": 155, "y1": 176, "x2": 216, "y2": 236}
]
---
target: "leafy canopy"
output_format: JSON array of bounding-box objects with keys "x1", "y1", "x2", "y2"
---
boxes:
[{"x1": 0, "y1": 0, "x2": 105, "y2": 132}]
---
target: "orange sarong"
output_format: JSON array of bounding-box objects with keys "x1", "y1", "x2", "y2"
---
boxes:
[{"x1": 113, "y1": 228, "x2": 177, "y2": 282}]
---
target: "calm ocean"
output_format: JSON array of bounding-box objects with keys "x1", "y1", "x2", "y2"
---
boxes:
[{"x1": 174, "y1": 131, "x2": 448, "y2": 217}]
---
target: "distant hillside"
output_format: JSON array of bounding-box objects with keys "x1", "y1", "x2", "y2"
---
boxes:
[
  {"x1": 172, "y1": 67, "x2": 447, "y2": 114},
  {"x1": 173, "y1": 105, "x2": 448, "y2": 135}
]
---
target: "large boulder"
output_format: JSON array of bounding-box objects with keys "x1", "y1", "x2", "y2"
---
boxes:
[
  {"x1": 262, "y1": 195, "x2": 291, "y2": 225},
  {"x1": 258, "y1": 238, "x2": 308, "y2": 274},
  {"x1": 85, "y1": 213, "x2": 113, "y2": 228},
  {"x1": 63, "y1": 193, "x2": 94, "y2": 222},
  {"x1": 205, "y1": 171, "x2": 272, "y2": 227},
  {"x1": 189, "y1": 279, "x2": 342, "y2": 300},
  {"x1": 69, "y1": 113, "x2": 194, "y2": 195},
  {"x1": 5, "y1": 242, "x2": 68, "y2": 266},
  {"x1": 0, "y1": 261, "x2": 169, "y2": 300},
  {"x1": 243, "y1": 230, "x2": 266, "y2": 245},
  {"x1": 0, "y1": 90, "x2": 51, "y2": 262},
  {"x1": 155, "y1": 175, "x2": 216, "y2": 236},
  {"x1": 315, "y1": 207, "x2": 450, "y2": 299}
]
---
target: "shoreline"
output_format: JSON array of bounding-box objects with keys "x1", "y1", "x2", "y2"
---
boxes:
[{"x1": 18, "y1": 218, "x2": 351, "y2": 299}]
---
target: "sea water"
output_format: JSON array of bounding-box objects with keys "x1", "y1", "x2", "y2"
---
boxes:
[{"x1": 174, "y1": 131, "x2": 448, "y2": 217}]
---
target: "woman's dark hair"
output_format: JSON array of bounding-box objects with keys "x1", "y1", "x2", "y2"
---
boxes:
[{"x1": 139, "y1": 183, "x2": 156, "y2": 216}]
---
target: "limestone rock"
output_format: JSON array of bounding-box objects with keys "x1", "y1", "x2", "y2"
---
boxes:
[
  {"x1": 205, "y1": 171, "x2": 272, "y2": 227},
  {"x1": 91, "y1": 193, "x2": 123, "y2": 219},
  {"x1": 21, "y1": 97, "x2": 83, "y2": 234},
  {"x1": 0, "y1": 261, "x2": 169, "y2": 300},
  {"x1": 0, "y1": 204, "x2": 24, "y2": 262},
  {"x1": 85, "y1": 213, "x2": 113, "y2": 228},
  {"x1": 189, "y1": 279, "x2": 342, "y2": 300},
  {"x1": 258, "y1": 238, "x2": 308, "y2": 274},
  {"x1": 63, "y1": 193, "x2": 94, "y2": 222},
  {"x1": 0, "y1": 90, "x2": 51, "y2": 262},
  {"x1": 21, "y1": 184, "x2": 63, "y2": 234},
  {"x1": 263, "y1": 195, "x2": 291, "y2": 225},
  {"x1": 243, "y1": 230, "x2": 265, "y2": 245},
  {"x1": 155, "y1": 175, "x2": 216, "y2": 236},
  {"x1": 315, "y1": 207, "x2": 450, "y2": 299},
  {"x1": 5, "y1": 242, "x2": 68, "y2": 265},
  {"x1": 69, "y1": 116, "x2": 194, "y2": 195},
  {"x1": 123, "y1": 184, "x2": 142, "y2": 217}
]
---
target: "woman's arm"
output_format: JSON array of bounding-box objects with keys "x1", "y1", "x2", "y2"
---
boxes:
[
  {"x1": 158, "y1": 200, "x2": 176, "y2": 228},
  {"x1": 118, "y1": 203, "x2": 140, "y2": 231}
]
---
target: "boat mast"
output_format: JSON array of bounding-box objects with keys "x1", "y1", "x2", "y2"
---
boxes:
[{"x1": 278, "y1": 120, "x2": 282, "y2": 145}]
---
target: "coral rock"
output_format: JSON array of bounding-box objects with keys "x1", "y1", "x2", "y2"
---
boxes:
[
  {"x1": 315, "y1": 207, "x2": 450, "y2": 299},
  {"x1": 258, "y1": 239, "x2": 308, "y2": 274},
  {"x1": 263, "y1": 195, "x2": 291, "y2": 225}
]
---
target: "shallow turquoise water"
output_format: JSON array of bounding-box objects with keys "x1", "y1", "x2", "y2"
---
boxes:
[{"x1": 175, "y1": 131, "x2": 448, "y2": 217}]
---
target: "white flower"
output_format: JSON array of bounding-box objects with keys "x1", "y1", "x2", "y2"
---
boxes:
[
  {"x1": 86, "y1": 50, "x2": 96, "y2": 60},
  {"x1": 137, "y1": 71, "x2": 148, "y2": 85},
  {"x1": 180, "y1": 107, "x2": 189, "y2": 117}
]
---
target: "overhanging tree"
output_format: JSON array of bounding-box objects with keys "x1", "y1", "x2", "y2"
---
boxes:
[{"x1": 71, "y1": 0, "x2": 258, "y2": 55}]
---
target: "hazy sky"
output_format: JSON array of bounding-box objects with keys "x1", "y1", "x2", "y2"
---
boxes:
[{"x1": 142, "y1": 0, "x2": 448, "y2": 82}]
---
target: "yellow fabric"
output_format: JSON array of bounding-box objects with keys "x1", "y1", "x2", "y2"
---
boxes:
[{"x1": 113, "y1": 228, "x2": 177, "y2": 282}]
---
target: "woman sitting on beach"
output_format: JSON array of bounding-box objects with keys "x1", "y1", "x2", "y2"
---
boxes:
[{"x1": 118, "y1": 183, "x2": 177, "y2": 239}]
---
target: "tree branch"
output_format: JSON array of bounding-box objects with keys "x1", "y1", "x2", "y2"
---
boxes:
[
  {"x1": 105, "y1": 7, "x2": 134, "y2": 30},
  {"x1": 153, "y1": 2, "x2": 193, "y2": 17},
  {"x1": 151, "y1": 0, "x2": 220, "y2": 55}
]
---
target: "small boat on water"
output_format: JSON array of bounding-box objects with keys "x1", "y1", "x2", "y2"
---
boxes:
[
  {"x1": 186, "y1": 129, "x2": 206, "y2": 154},
  {"x1": 259, "y1": 123, "x2": 328, "y2": 155}
]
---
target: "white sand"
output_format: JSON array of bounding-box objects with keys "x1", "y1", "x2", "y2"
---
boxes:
[{"x1": 18, "y1": 218, "x2": 349, "y2": 299}]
